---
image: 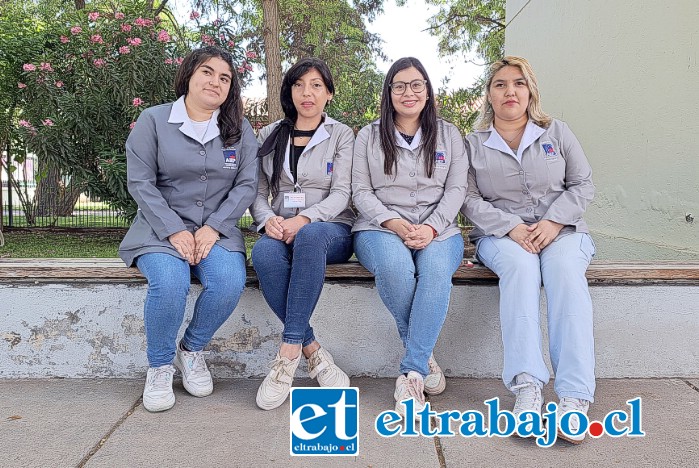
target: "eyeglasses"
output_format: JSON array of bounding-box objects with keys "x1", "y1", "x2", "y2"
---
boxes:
[{"x1": 389, "y1": 79, "x2": 427, "y2": 95}]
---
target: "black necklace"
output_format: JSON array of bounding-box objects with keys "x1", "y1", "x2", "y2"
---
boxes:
[{"x1": 293, "y1": 128, "x2": 316, "y2": 138}]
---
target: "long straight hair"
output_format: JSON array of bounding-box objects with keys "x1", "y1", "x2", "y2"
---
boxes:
[
  {"x1": 268, "y1": 58, "x2": 334, "y2": 196},
  {"x1": 174, "y1": 46, "x2": 243, "y2": 146},
  {"x1": 379, "y1": 57, "x2": 437, "y2": 177}
]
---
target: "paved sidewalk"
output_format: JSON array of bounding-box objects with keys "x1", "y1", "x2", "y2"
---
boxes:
[{"x1": 2, "y1": 378, "x2": 698, "y2": 467}]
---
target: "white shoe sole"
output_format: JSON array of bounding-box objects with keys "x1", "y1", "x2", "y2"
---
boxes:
[
  {"x1": 143, "y1": 394, "x2": 175, "y2": 413},
  {"x1": 256, "y1": 384, "x2": 290, "y2": 411},
  {"x1": 557, "y1": 429, "x2": 585, "y2": 444}
]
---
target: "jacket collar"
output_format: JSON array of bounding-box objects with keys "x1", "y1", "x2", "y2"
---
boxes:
[
  {"x1": 370, "y1": 119, "x2": 423, "y2": 151},
  {"x1": 168, "y1": 95, "x2": 221, "y2": 144},
  {"x1": 481, "y1": 119, "x2": 545, "y2": 159},
  {"x1": 282, "y1": 113, "x2": 337, "y2": 183}
]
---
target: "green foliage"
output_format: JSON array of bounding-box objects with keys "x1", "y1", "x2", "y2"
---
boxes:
[
  {"x1": 436, "y1": 78, "x2": 484, "y2": 134},
  {"x1": 420, "y1": 0, "x2": 505, "y2": 64},
  {"x1": 9, "y1": 2, "x2": 261, "y2": 221}
]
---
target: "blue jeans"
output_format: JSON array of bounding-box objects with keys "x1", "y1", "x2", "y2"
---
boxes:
[
  {"x1": 354, "y1": 230, "x2": 464, "y2": 377},
  {"x1": 476, "y1": 233, "x2": 596, "y2": 402},
  {"x1": 135, "y1": 245, "x2": 246, "y2": 367},
  {"x1": 251, "y1": 222, "x2": 353, "y2": 346}
]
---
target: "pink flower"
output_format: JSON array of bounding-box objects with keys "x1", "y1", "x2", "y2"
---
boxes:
[
  {"x1": 55, "y1": 81, "x2": 63, "y2": 88},
  {"x1": 60, "y1": 35, "x2": 70, "y2": 43},
  {"x1": 18, "y1": 120, "x2": 32, "y2": 128},
  {"x1": 42, "y1": 119, "x2": 55, "y2": 126},
  {"x1": 164, "y1": 58, "x2": 173, "y2": 65},
  {"x1": 70, "y1": 26, "x2": 82, "y2": 35},
  {"x1": 129, "y1": 121, "x2": 136, "y2": 130},
  {"x1": 39, "y1": 62, "x2": 54, "y2": 72},
  {"x1": 134, "y1": 17, "x2": 149, "y2": 27},
  {"x1": 88, "y1": 12, "x2": 100, "y2": 22},
  {"x1": 157, "y1": 30, "x2": 170, "y2": 42},
  {"x1": 90, "y1": 34, "x2": 104, "y2": 44},
  {"x1": 132, "y1": 97, "x2": 143, "y2": 107},
  {"x1": 245, "y1": 51, "x2": 257, "y2": 59},
  {"x1": 121, "y1": 24, "x2": 132, "y2": 32},
  {"x1": 114, "y1": 12, "x2": 125, "y2": 20},
  {"x1": 237, "y1": 66, "x2": 244, "y2": 73},
  {"x1": 227, "y1": 40, "x2": 235, "y2": 48},
  {"x1": 201, "y1": 34, "x2": 215, "y2": 46},
  {"x1": 23, "y1": 63, "x2": 36, "y2": 71},
  {"x1": 175, "y1": 57, "x2": 183, "y2": 65},
  {"x1": 18, "y1": 82, "x2": 26, "y2": 89},
  {"x1": 126, "y1": 37, "x2": 142, "y2": 46},
  {"x1": 213, "y1": 18, "x2": 223, "y2": 26},
  {"x1": 189, "y1": 10, "x2": 200, "y2": 20},
  {"x1": 93, "y1": 58, "x2": 106, "y2": 68},
  {"x1": 143, "y1": 19, "x2": 154, "y2": 27},
  {"x1": 219, "y1": 33, "x2": 225, "y2": 40},
  {"x1": 245, "y1": 63, "x2": 253, "y2": 71},
  {"x1": 118, "y1": 46, "x2": 130, "y2": 55}
]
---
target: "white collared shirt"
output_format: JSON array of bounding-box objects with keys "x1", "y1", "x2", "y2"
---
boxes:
[{"x1": 167, "y1": 95, "x2": 221, "y2": 144}]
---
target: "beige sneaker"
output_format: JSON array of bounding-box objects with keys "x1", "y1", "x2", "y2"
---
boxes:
[
  {"x1": 394, "y1": 371, "x2": 426, "y2": 418},
  {"x1": 511, "y1": 372, "x2": 543, "y2": 437},
  {"x1": 424, "y1": 354, "x2": 446, "y2": 395},
  {"x1": 173, "y1": 344, "x2": 213, "y2": 397},
  {"x1": 557, "y1": 397, "x2": 590, "y2": 444},
  {"x1": 307, "y1": 348, "x2": 350, "y2": 387},
  {"x1": 256, "y1": 353, "x2": 301, "y2": 410},
  {"x1": 143, "y1": 365, "x2": 176, "y2": 412}
]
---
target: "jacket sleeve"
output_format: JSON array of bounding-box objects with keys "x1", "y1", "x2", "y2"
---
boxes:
[
  {"x1": 424, "y1": 123, "x2": 469, "y2": 234},
  {"x1": 205, "y1": 119, "x2": 260, "y2": 238},
  {"x1": 249, "y1": 123, "x2": 278, "y2": 232},
  {"x1": 351, "y1": 125, "x2": 403, "y2": 226},
  {"x1": 542, "y1": 122, "x2": 595, "y2": 225},
  {"x1": 461, "y1": 138, "x2": 525, "y2": 238},
  {"x1": 126, "y1": 109, "x2": 187, "y2": 241},
  {"x1": 299, "y1": 125, "x2": 355, "y2": 222}
]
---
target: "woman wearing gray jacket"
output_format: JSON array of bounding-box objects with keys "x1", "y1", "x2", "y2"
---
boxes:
[
  {"x1": 352, "y1": 57, "x2": 468, "y2": 418},
  {"x1": 119, "y1": 47, "x2": 258, "y2": 412},
  {"x1": 462, "y1": 56, "x2": 596, "y2": 443},
  {"x1": 251, "y1": 58, "x2": 355, "y2": 410}
]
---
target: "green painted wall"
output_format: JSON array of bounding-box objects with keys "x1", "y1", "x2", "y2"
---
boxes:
[{"x1": 505, "y1": 0, "x2": 699, "y2": 260}]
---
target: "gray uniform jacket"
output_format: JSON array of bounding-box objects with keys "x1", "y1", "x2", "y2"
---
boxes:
[
  {"x1": 251, "y1": 115, "x2": 355, "y2": 231},
  {"x1": 352, "y1": 119, "x2": 469, "y2": 240},
  {"x1": 462, "y1": 119, "x2": 594, "y2": 243},
  {"x1": 119, "y1": 96, "x2": 259, "y2": 266}
]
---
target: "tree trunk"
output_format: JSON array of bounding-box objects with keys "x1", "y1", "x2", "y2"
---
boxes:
[
  {"x1": 74, "y1": 0, "x2": 85, "y2": 10},
  {"x1": 261, "y1": 0, "x2": 283, "y2": 122},
  {"x1": 34, "y1": 165, "x2": 81, "y2": 219}
]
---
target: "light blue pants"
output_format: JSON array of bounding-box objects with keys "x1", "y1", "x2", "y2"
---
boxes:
[
  {"x1": 354, "y1": 231, "x2": 464, "y2": 377},
  {"x1": 135, "y1": 246, "x2": 246, "y2": 367},
  {"x1": 476, "y1": 233, "x2": 596, "y2": 402}
]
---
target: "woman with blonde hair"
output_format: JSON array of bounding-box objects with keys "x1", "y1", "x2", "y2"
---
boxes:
[{"x1": 462, "y1": 56, "x2": 596, "y2": 443}]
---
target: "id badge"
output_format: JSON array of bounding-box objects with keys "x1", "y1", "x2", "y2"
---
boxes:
[
  {"x1": 222, "y1": 146, "x2": 237, "y2": 170},
  {"x1": 283, "y1": 192, "x2": 306, "y2": 208}
]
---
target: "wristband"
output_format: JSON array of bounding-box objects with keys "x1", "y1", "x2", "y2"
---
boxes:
[{"x1": 427, "y1": 225, "x2": 438, "y2": 239}]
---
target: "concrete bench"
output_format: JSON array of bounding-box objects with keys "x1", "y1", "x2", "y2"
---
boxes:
[{"x1": 1, "y1": 258, "x2": 698, "y2": 379}]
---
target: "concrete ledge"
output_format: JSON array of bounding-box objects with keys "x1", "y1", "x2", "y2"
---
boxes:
[{"x1": 1, "y1": 259, "x2": 698, "y2": 379}]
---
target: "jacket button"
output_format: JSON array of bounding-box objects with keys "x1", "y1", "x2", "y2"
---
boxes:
[
  {"x1": 410, "y1": 192, "x2": 416, "y2": 197},
  {"x1": 199, "y1": 150, "x2": 206, "y2": 156},
  {"x1": 409, "y1": 172, "x2": 416, "y2": 177},
  {"x1": 519, "y1": 170, "x2": 524, "y2": 175},
  {"x1": 522, "y1": 190, "x2": 529, "y2": 195},
  {"x1": 526, "y1": 207, "x2": 533, "y2": 212},
  {"x1": 196, "y1": 201, "x2": 203, "y2": 207},
  {"x1": 411, "y1": 207, "x2": 418, "y2": 213},
  {"x1": 200, "y1": 175, "x2": 207, "y2": 181},
  {"x1": 302, "y1": 172, "x2": 307, "y2": 177}
]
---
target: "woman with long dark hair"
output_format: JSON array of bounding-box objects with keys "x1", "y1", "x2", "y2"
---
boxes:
[
  {"x1": 352, "y1": 57, "x2": 468, "y2": 417},
  {"x1": 119, "y1": 46, "x2": 258, "y2": 412},
  {"x1": 251, "y1": 58, "x2": 355, "y2": 410}
]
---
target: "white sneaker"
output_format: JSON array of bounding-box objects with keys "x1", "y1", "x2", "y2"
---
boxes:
[
  {"x1": 174, "y1": 344, "x2": 213, "y2": 397},
  {"x1": 394, "y1": 371, "x2": 426, "y2": 418},
  {"x1": 557, "y1": 397, "x2": 590, "y2": 444},
  {"x1": 307, "y1": 348, "x2": 350, "y2": 387},
  {"x1": 424, "y1": 354, "x2": 446, "y2": 395},
  {"x1": 256, "y1": 353, "x2": 301, "y2": 410},
  {"x1": 511, "y1": 372, "x2": 543, "y2": 437},
  {"x1": 143, "y1": 365, "x2": 176, "y2": 412}
]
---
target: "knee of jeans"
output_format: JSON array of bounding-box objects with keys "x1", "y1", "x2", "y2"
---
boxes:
[
  {"x1": 148, "y1": 272, "x2": 190, "y2": 298},
  {"x1": 498, "y1": 250, "x2": 539, "y2": 277}
]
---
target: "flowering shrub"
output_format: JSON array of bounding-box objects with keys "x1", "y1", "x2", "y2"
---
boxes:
[{"x1": 17, "y1": 7, "x2": 261, "y2": 220}]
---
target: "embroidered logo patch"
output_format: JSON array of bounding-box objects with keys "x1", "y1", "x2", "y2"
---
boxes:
[
  {"x1": 541, "y1": 142, "x2": 557, "y2": 160},
  {"x1": 435, "y1": 151, "x2": 447, "y2": 168},
  {"x1": 326, "y1": 161, "x2": 333, "y2": 176},
  {"x1": 222, "y1": 147, "x2": 237, "y2": 170}
]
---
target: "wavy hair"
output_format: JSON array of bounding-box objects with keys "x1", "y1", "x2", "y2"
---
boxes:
[
  {"x1": 379, "y1": 57, "x2": 437, "y2": 177},
  {"x1": 475, "y1": 56, "x2": 552, "y2": 130},
  {"x1": 174, "y1": 46, "x2": 243, "y2": 146}
]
